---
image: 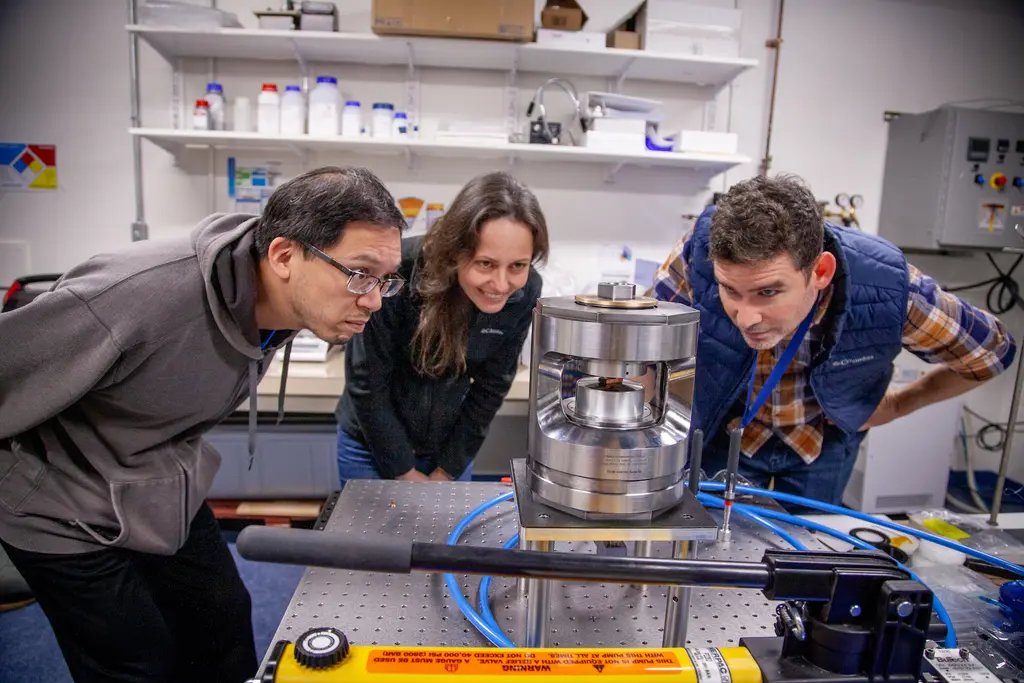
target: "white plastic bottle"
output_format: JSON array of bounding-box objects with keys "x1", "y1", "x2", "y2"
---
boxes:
[
  {"x1": 371, "y1": 103, "x2": 394, "y2": 139},
  {"x1": 257, "y1": 84, "x2": 280, "y2": 136},
  {"x1": 233, "y1": 97, "x2": 252, "y2": 132},
  {"x1": 205, "y1": 82, "x2": 225, "y2": 130},
  {"x1": 392, "y1": 111, "x2": 409, "y2": 138},
  {"x1": 280, "y1": 85, "x2": 306, "y2": 136},
  {"x1": 308, "y1": 76, "x2": 341, "y2": 137},
  {"x1": 341, "y1": 100, "x2": 362, "y2": 138},
  {"x1": 192, "y1": 99, "x2": 210, "y2": 130}
]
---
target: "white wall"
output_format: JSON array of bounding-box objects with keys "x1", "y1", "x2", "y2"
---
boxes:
[
  {"x1": 768, "y1": 0, "x2": 1024, "y2": 483},
  {"x1": 4, "y1": 0, "x2": 1024, "y2": 483},
  {"x1": 0, "y1": 0, "x2": 766, "y2": 289}
]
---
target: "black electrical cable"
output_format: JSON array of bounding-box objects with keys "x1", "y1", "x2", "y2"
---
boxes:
[
  {"x1": 944, "y1": 253, "x2": 1024, "y2": 314},
  {"x1": 943, "y1": 255, "x2": 1024, "y2": 451}
]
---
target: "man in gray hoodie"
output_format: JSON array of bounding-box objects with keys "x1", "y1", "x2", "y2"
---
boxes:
[{"x1": 0, "y1": 166, "x2": 407, "y2": 682}]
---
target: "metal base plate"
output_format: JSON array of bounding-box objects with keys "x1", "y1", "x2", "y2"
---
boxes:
[
  {"x1": 512, "y1": 459, "x2": 719, "y2": 542},
  {"x1": 258, "y1": 480, "x2": 837, "y2": 675}
]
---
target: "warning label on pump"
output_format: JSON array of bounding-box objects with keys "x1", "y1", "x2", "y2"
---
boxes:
[
  {"x1": 365, "y1": 649, "x2": 682, "y2": 675},
  {"x1": 686, "y1": 649, "x2": 732, "y2": 683}
]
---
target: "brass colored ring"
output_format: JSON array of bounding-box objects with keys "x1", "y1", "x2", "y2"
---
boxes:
[{"x1": 574, "y1": 294, "x2": 659, "y2": 309}]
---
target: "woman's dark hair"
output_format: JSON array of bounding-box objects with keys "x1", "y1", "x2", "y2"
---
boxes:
[
  {"x1": 412, "y1": 171, "x2": 549, "y2": 378},
  {"x1": 254, "y1": 166, "x2": 406, "y2": 257},
  {"x1": 710, "y1": 174, "x2": 823, "y2": 273}
]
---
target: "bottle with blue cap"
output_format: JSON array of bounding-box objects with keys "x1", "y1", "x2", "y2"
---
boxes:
[
  {"x1": 392, "y1": 111, "x2": 409, "y2": 138},
  {"x1": 371, "y1": 102, "x2": 395, "y2": 139},
  {"x1": 205, "y1": 82, "x2": 225, "y2": 130},
  {"x1": 308, "y1": 75, "x2": 341, "y2": 137},
  {"x1": 281, "y1": 85, "x2": 306, "y2": 137},
  {"x1": 342, "y1": 100, "x2": 362, "y2": 138}
]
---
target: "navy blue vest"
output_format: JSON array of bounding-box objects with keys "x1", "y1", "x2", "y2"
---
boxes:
[{"x1": 675, "y1": 205, "x2": 910, "y2": 444}]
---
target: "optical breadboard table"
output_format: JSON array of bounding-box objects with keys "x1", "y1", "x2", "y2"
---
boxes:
[{"x1": 255, "y1": 480, "x2": 849, "y2": 676}]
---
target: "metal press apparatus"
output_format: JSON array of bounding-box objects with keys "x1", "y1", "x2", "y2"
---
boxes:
[
  {"x1": 511, "y1": 281, "x2": 718, "y2": 649},
  {"x1": 523, "y1": 281, "x2": 700, "y2": 520}
]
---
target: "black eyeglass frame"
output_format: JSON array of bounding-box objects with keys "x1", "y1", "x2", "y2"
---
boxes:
[{"x1": 302, "y1": 242, "x2": 406, "y2": 298}]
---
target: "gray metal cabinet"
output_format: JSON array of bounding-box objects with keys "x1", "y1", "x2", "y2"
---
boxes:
[{"x1": 205, "y1": 423, "x2": 340, "y2": 499}]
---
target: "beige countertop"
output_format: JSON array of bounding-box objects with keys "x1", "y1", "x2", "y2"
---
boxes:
[{"x1": 237, "y1": 351, "x2": 531, "y2": 416}]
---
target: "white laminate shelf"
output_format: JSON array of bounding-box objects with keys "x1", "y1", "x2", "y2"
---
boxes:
[
  {"x1": 127, "y1": 25, "x2": 758, "y2": 88},
  {"x1": 131, "y1": 128, "x2": 751, "y2": 171}
]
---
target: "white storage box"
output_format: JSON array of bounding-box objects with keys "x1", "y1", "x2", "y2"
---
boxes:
[
  {"x1": 536, "y1": 29, "x2": 607, "y2": 50},
  {"x1": 582, "y1": 130, "x2": 647, "y2": 153},
  {"x1": 590, "y1": 117, "x2": 649, "y2": 135},
  {"x1": 642, "y1": 1, "x2": 741, "y2": 58},
  {"x1": 675, "y1": 130, "x2": 738, "y2": 155}
]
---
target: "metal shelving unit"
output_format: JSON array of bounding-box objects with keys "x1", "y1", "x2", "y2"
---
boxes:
[
  {"x1": 133, "y1": 128, "x2": 751, "y2": 171},
  {"x1": 124, "y1": 10, "x2": 758, "y2": 240},
  {"x1": 127, "y1": 25, "x2": 759, "y2": 88}
]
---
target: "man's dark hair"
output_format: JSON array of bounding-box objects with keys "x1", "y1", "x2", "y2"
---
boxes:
[
  {"x1": 254, "y1": 166, "x2": 407, "y2": 257},
  {"x1": 709, "y1": 174, "x2": 823, "y2": 272}
]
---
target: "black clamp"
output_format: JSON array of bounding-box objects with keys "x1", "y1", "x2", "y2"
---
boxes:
[{"x1": 746, "y1": 550, "x2": 939, "y2": 682}]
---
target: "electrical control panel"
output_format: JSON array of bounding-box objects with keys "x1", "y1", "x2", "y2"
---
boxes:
[{"x1": 878, "y1": 107, "x2": 1024, "y2": 251}]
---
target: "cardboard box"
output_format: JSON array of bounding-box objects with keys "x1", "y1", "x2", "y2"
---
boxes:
[
  {"x1": 371, "y1": 0, "x2": 534, "y2": 42},
  {"x1": 606, "y1": 2, "x2": 644, "y2": 50},
  {"x1": 606, "y1": 29, "x2": 640, "y2": 50},
  {"x1": 536, "y1": 28, "x2": 606, "y2": 50},
  {"x1": 540, "y1": 0, "x2": 588, "y2": 31}
]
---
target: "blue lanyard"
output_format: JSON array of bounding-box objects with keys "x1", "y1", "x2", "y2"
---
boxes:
[{"x1": 741, "y1": 305, "x2": 817, "y2": 429}]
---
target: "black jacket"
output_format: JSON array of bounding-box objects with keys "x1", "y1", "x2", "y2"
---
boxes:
[{"x1": 335, "y1": 236, "x2": 541, "y2": 479}]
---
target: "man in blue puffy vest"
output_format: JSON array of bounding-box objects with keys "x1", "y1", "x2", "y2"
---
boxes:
[{"x1": 651, "y1": 175, "x2": 1016, "y2": 505}]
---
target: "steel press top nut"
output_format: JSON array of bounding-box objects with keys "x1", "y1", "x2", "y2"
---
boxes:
[{"x1": 597, "y1": 282, "x2": 636, "y2": 300}]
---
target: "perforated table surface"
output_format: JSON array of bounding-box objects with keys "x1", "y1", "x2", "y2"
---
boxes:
[{"x1": 257, "y1": 480, "x2": 839, "y2": 674}]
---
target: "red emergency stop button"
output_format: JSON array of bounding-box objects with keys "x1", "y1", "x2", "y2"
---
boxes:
[{"x1": 991, "y1": 173, "x2": 1007, "y2": 190}]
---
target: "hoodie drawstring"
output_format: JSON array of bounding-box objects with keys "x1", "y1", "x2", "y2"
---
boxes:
[
  {"x1": 247, "y1": 337, "x2": 294, "y2": 470},
  {"x1": 277, "y1": 341, "x2": 292, "y2": 425},
  {"x1": 248, "y1": 360, "x2": 258, "y2": 470}
]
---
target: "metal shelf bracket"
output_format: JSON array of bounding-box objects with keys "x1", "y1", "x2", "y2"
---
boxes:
[
  {"x1": 605, "y1": 162, "x2": 626, "y2": 184},
  {"x1": 613, "y1": 57, "x2": 636, "y2": 93}
]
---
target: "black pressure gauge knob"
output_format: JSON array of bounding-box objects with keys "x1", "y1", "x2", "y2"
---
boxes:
[{"x1": 294, "y1": 627, "x2": 349, "y2": 669}]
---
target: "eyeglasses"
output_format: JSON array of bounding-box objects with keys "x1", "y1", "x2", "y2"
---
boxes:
[{"x1": 302, "y1": 243, "x2": 406, "y2": 298}]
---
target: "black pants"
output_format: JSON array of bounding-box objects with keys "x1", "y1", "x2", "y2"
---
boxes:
[{"x1": 1, "y1": 504, "x2": 257, "y2": 683}]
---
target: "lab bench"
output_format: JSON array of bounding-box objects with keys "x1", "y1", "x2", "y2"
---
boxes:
[{"x1": 206, "y1": 353, "x2": 531, "y2": 498}]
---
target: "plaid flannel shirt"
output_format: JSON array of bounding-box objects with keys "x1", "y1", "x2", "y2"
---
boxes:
[{"x1": 649, "y1": 230, "x2": 1016, "y2": 464}]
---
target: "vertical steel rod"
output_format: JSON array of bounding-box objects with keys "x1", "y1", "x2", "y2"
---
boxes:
[
  {"x1": 524, "y1": 540, "x2": 553, "y2": 647},
  {"x1": 516, "y1": 533, "x2": 528, "y2": 599},
  {"x1": 990, "y1": 346, "x2": 1024, "y2": 525},
  {"x1": 688, "y1": 429, "x2": 704, "y2": 495},
  {"x1": 128, "y1": 0, "x2": 147, "y2": 241},
  {"x1": 662, "y1": 541, "x2": 692, "y2": 647}
]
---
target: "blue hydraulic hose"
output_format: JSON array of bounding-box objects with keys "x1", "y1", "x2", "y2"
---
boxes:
[
  {"x1": 478, "y1": 533, "x2": 520, "y2": 641},
  {"x1": 444, "y1": 491, "x2": 516, "y2": 648},
  {"x1": 720, "y1": 498, "x2": 958, "y2": 647},
  {"x1": 698, "y1": 492, "x2": 808, "y2": 550},
  {"x1": 699, "y1": 481, "x2": 1024, "y2": 579},
  {"x1": 455, "y1": 483, "x2": 1019, "y2": 650}
]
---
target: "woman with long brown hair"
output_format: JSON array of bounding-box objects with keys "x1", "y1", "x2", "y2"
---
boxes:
[{"x1": 334, "y1": 171, "x2": 549, "y2": 481}]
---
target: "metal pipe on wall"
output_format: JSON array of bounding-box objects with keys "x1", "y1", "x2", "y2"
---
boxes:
[
  {"x1": 128, "y1": 0, "x2": 148, "y2": 241},
  {"x1": 759, "y1": 0, "x2": 785, "y2": 177},
  {"x1": 989, "y1": 337, "x2": 1024, "y2": 525}
]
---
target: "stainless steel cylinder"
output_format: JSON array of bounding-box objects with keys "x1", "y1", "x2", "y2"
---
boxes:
[
  {"x1": 574, "y1": 377, "x2": 645, "y2": 425},
  {"x1": 577, "y1": 359, "x2": 647, "y2": 379},
  {"x1": 527, "y1": 286, "x2": 700, "y2": 520}
]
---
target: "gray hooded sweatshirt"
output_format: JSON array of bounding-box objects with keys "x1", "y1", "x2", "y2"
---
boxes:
[{"x1": 0, "y1": 214, "x2": 294, "y2": 555}]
